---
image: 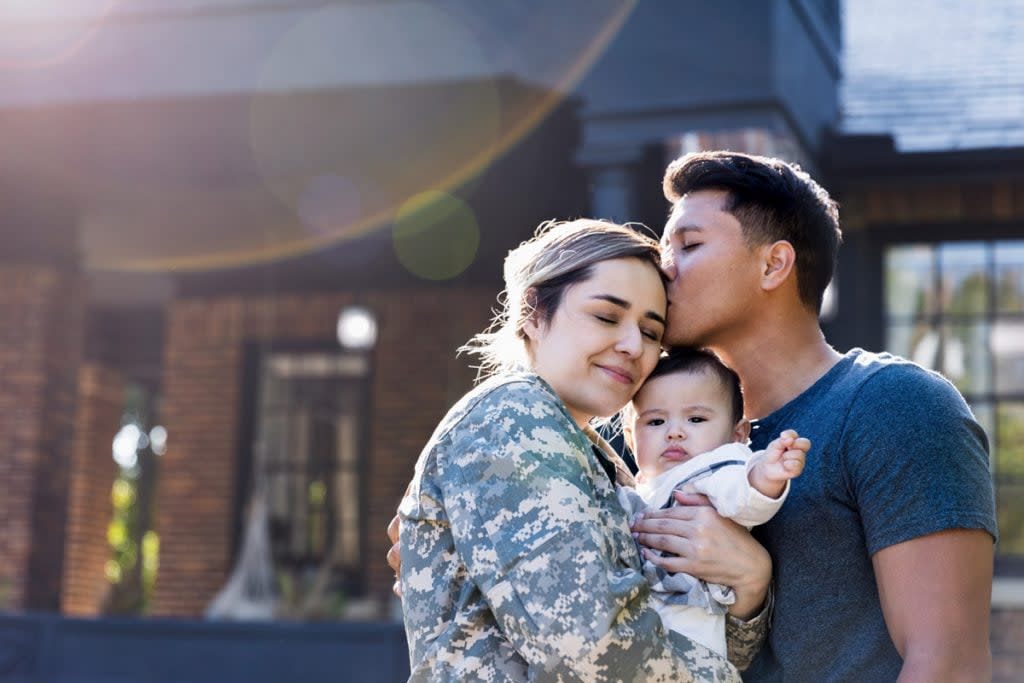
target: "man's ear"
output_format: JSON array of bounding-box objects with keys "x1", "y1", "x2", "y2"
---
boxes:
[
  {"x1": 761, "y1": 240, "x2": 796, "y2": 291},
  {"x1": 734, "y1": 417, "x2": 751, "y2": 444}
]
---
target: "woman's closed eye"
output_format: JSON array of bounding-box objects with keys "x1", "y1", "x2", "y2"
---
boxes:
[
  {"x1": 641, "y1": 327, "x2": 662, "y2": 342},
  {"x1": 594, "y1": 312, "x2": 661, "y2": 342}
]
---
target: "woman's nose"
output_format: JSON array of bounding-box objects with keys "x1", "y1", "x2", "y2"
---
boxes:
[{"x1": 615, "y1": 325, "x2": 643, "y2": 357}]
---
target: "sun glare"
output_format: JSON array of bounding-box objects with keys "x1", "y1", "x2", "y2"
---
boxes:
[{"x1": 0, "y1": 0, "x2": 117, "y2": 69}]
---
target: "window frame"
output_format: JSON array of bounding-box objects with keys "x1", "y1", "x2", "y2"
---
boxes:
[
  {"x1": 235, "y1": 340, "x2": 373, "y2": 598},
  {"x1": 876, "y1": 224, "x2": 1024, "y2": 577}
]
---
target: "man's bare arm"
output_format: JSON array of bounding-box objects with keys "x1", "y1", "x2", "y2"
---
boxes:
[{"x1": 872, "y1": 528, "x2": 993, "y2": 683}]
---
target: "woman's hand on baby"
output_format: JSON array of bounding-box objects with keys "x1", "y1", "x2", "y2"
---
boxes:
[
  {"x1": 630, "y1": 492, "x2": 771, "y2": 619},
  {"x1": 386, "y1": 513, "x2": 402, "y2": 598}
]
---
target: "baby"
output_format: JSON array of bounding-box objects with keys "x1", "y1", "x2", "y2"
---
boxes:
[{"x1": 617, "y1": 347, "x2": 809, "y2": 656}]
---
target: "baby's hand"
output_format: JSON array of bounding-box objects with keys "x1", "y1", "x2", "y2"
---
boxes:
[{"x1": 748, "y1": 429, "x2": 810, "y2": 498}]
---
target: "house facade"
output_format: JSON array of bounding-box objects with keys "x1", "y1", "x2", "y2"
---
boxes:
[{"x1": 0, "y1": 0, "x2": 1021, "y2": 679}]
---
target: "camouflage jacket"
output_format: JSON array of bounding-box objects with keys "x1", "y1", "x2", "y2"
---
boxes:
[{"x1": 399, "y1": 372, "x2": 766, "y2": 681}]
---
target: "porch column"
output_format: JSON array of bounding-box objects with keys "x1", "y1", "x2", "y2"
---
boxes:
[
  {"x1": 0, "y1": 185, "x2": 83, "y2": 611},
  {"x1": 62, "y1": 364, "x2": 124, "y2": 615}
]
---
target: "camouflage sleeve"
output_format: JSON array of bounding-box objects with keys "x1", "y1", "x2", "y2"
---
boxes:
[
  {"x1": 724, "y1": 584, "x2": 772, "y2": 670},
  {"x1": 440, "y1": 388, "x2": 741, "y2": 682}
]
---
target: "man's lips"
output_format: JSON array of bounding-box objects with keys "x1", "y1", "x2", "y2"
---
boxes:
[{"x1": 597, "y1": 365, "x2": 634, "y2": 384}]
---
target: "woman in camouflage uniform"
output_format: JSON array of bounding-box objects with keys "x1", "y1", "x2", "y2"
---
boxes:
[{"x1": 398, "y1": 219, "x2": 768, "y2": 682}]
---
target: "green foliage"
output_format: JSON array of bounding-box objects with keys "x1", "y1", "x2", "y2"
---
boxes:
[
  {"x1": 106, "y1": 469, "x2": 159, "y2": 607},
  {"x1": 996, "y1": 405, "x2": 1024, "y2": 556}
]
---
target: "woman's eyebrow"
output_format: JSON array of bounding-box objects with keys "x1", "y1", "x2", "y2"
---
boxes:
[
  {"x1": 589, "y1": 294, "x2": 666, "y2": 326},
  {"x1": 589, "y1": 293, "x2": 626, "y2": 306}
]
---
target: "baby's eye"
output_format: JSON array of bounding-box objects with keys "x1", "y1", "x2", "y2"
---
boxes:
[
  {"x1": 681, "y1": 242, "x2": 701, "y2": 253},
  {"x1": 645, "y1": 418, "x2": 665, "y2": 427},
  {"x1": 688, "y1": 416, "x2": 707, "y2": 424}
]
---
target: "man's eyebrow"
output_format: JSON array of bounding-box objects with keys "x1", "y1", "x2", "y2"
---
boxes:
[
  {"x1": 670, "y1": 225, "x2": 704, "y2": 236},
  {"x1": 589, "y1": 294, "x2": 666, "y2": 326},
  {"x1": 662, "y1": 224, "x2": 701, "y2": 245}
]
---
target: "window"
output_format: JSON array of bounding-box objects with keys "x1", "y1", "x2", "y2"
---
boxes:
[
  {"x1": 252, "y1": 350, "x2": 370, "y2": 597},
  {"x1": 885, "y1": 241, "x2": 1024, "y2": 572}
]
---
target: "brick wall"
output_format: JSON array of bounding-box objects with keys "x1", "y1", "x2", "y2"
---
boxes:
[
  {"x1": 62, "y1": 364, "x2": 124, "y2": 616},
  {"x1": 151, "y1": 288, "x2": 492, "y2": 616},
  {"x1": 0, "y1": 266, "x2": 82, "y2": 611}
]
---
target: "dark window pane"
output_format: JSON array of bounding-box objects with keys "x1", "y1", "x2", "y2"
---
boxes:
[
  {"x1": 940, "y1": 243, "x2": 989, "y2": 315},
  {"x1": 996, "y1": 404, "x2": 1024, "y2": 557},
  {"x1": 996, "y1": 483, "x2": 1024, "y2": 557},
  {"x1": 993, "y1": 322, "x2": 1024, "y2": 394},
  {"x1": 995, "y1": 242, "x2": 1024, "y2": 314},
  {"x1": 996, "y1": 403, "x2": 1024, "y2": 480},
  {"x1": 252, "y1": 350, "x2": 368, "y2": 597},
  {"x1": 886, "y1": 321, "x2": 939, "y2": 371},
  {"x1": 970, "y1": 401, "x2": 995, "y2": 469},
  {"x1": 885, "y1": 246, "x2": 936, "y2": 317},
  {"x1": 941, "y1": 322, "x2": 991, "y2": 394}
]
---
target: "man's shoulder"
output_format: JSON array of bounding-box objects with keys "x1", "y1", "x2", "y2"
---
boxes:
[{"x1": 843, "y1": 348, "x2": 966, "y2": 402}]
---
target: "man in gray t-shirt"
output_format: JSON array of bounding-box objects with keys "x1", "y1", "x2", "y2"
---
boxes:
[
  {"x1": 745, "y1": 349, "x2": 996, "y2": 681},
  {"x1": 633, "y1": 151, "x2": 997, "y2": 681}
]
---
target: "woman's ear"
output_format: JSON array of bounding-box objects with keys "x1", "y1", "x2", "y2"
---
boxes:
[
  {"x1": 521, "y1": 287, "x2": 543, "y2": 341},
  {"x1": 761, "y1": 240, "x2": 796, "y2": 291},
  {"x1": 522, "y1": 315, "x2": 541, "y2": 341}
]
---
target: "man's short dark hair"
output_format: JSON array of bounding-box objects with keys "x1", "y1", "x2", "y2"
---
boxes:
[
  {"x1": 663, "y1": 150, "x2": 842, "y2": 313},
  {"x1": 647, "y1": 347, "x2": 744, "y2": 423}
]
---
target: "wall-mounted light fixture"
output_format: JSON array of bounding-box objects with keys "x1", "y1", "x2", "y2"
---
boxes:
[{"x1": 336, "y1": 305, "x2": 378, "y2": 350}]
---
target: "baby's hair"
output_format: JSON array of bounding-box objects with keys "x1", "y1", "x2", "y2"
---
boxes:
[{"x1": 644, "y1": 347, "x2": 744, "y2": 423}]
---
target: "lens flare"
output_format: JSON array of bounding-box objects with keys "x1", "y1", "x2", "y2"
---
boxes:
[
  {"x1": 93, "y1": 1, "x2": 639, "y2": 272},
  {"x1": 393, "y1": 191, "x2": 479, "y2": 281},
  {"x1": 0, "y1": 1, "x2": 117, "y2": 70}
]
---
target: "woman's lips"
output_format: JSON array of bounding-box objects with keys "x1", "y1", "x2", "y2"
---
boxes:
[{"x1": 597, "y1": 365, "x2": 634, "y2": 385}]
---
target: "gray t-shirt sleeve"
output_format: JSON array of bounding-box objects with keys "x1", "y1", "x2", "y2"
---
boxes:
[{"x1": 840, "y1": 364, "x2": 997, "y2": 555}]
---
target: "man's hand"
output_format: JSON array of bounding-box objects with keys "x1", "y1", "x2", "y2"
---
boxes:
[
  {"x1": 386, "y1": 513, "x2": 402, "y2": 598},
  {"x1": 631, "y1": 492, "x2": 771, "y2": 619}
]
